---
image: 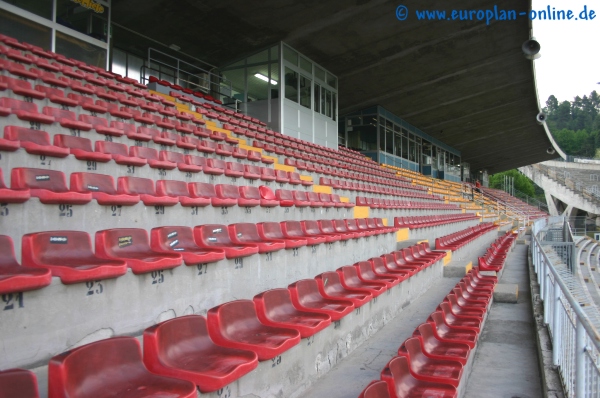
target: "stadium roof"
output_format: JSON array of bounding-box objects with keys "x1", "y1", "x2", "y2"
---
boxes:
[{"x1": 113, "y1": 0, "x2": 557, "y2": 174}]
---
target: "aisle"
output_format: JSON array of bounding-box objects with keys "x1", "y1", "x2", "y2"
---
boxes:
[{"x1": 463, "y1": 243, "x2": 543, "y2": 398}]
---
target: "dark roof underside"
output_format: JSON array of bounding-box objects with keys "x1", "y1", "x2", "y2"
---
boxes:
[{"x1": 112, "y1": 0, "x2": 555, "y2": 174}]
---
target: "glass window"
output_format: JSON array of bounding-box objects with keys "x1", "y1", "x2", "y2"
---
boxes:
[
  {"x1": 4, "y1": 0, "x2": 52, "y2": 19},
  {"x1": 325, "y1": 89, "x2": 332, "y2": 118},
  {"x1": 315, "y1": 66, "x2": 326, "y2": 82},
  {"x1": 299, "y1": 75, "x2": 311, "y2": 109},
  {"x1": 386, "y1": 128, "x2": 394, "y2": 154},
  {"x1": 284, "y1": 67, "x2": 298, "y2": 103},
  {"x1": 247, "y1": 49, "x2": 268, "y2": 64},
  {"x1": 111, "y1": 48, "x2": 127, "y2": 77},
  {"x1": 379, "y1": 125, "x2": 386, "y2": 151},
  {"x1": 222, "y1": 68, "x2": 245, "y2": 102},
  {"x1": 401, "y1": 132, "x2": 408, "y2": 159},
  {"x1": 394, "y1": 132, "x2": 402, "y2": 157},
  {"x1": 408, "y1": 140, "x2": 416, "y2": 162},
  {"x1": 55, "y1": 31, "x2": 106, "y2": 67},
  {"x1": 358, "y1": 124, "x2": 377, "y2": 151},
  {"x1": 247, "y1": 64, "x2": 269, "y2": 101},
  {"x1": 57, "y1": 0, "x2": 109, "y2": 42},
  {"x1": 270, "y1": 45, "x2": 279, "y2": 61},
  {"x1": 299, "y1": 56, "x2": 311, "y2": 73},
  {"x1": 127, "y1": 53, "x2": 143, "y2": 83},
  {"x1": 0, "y1": 9, "x2": 51, "y2": 50},
  {"x1": 283, "y1": 46, "x2": 298, "y2": 65},
  {"x1": 332, "y1": 93, "x2": 337, "y2": 121},
  {"x1": 327, "y1": 73, "x2": 337, "y2": 89},
  {"x1": 314, "y1": 84, "x2": 320, "y2": 113},
  {"x1": 270, "y1": 62, "x2": 279, "y2": 99}
]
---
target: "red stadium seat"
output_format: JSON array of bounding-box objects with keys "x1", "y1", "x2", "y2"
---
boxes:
[
  {"x1": 206, "y1": 300, "x2": 301, "y2": 360},
  {"x1": 143, "y1": 315, "x2": 258, "y2": 393},
  {"x1": 3, "y1": 126, "x2": 69, "y2": 158},
  {"x1": 0, "y1": 167, "x2": 30, "y2": 203},
  {"x1": 256, "y1": 222, "x2": 307, "y2": 249},
  {"x1": 379, "y1": 356, "x2": 457, "y2": 398},
  {"x1": 0, "y1": 235, "x2": 51, "y2": 295},
  {"x1": 228, "y1": 223, "x2": 286, "y2": 253},
  {"x1": 358, "y1": 380, "x2": 391, "y2": 398},
  {"x1": 70, "y1": 172, "x2": 140, "y2": 206},
  {"x1": 48, "y1": 337, "x2": 197, "y2": 398},
  {"x1": 95, "y1": 228, "x2": 183, "y2": 274},
  {"x1": 396, "y1": 337, "x2": 463, "y2": 387},
  {"x1": 0, "y1": 368, "x2": 40, "y2": 398},
  {"x1": 117, "y1": 176, "x2": 179, "y2": 206},
  {"x1": 287, "y1": 279, "x2": 354, "y2": 321},
  {"x1": 10, "y1": 168, "x2": 92, "y2": 204},
  {"x1": 156, "y1": 180, "x2": 210, "y2": 207},
  {"x1": 193, "y1": 224, "x2": 259, "y2": 259},
  {"x1": 150, "y1": 226, "x2": 225, "y2": 265},
  {"x1": 53, "y1": 135, "x2": 112, "y2": 162},
  {"x1": 314, "y1": 271, "x2": 372, "y2": 307},
  {"x1": 21, "y1": 231, "x2": 128, "y2": 284},
  {"x1": 253, "y1": 288, "x2": 331, "y2": 338}
]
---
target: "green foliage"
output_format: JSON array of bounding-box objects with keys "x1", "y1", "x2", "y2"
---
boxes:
[
  {"x1": 543, "y1": 91, "x2": 600, "y2": 157},
  {"x1": 489, "y1": 169, "x2": 535, "y2": 197}
]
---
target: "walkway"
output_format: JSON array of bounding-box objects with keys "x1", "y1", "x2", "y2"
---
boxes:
[{"x1": 464, "y1": 243, "x2": 543, "y2": 397}]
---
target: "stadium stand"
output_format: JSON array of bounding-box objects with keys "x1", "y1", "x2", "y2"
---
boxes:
[{"x1": 0, "y1": 32, "x2": 542, "y2": 398}]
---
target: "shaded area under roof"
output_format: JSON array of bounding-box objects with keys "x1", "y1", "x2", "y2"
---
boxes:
[{"x1": 112, "y1": 0, "x2": 556, "y2": 174}]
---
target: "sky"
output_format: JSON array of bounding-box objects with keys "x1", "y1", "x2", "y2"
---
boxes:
[{"x1": 532, "y1": 0, "x2": 599, "y2": 106}]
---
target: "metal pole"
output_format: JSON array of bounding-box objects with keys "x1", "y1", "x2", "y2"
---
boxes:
[
  {"x1": 576, "y1": 320, "x2": 586, "y2": 397},
  {"x1": 552, "y1": 284, "x2": 561, "y2": 366}
]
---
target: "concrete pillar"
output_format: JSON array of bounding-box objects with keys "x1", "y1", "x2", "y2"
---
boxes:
[{"x1": 544, "y1": 191, "x2": 560, "y2": 216}]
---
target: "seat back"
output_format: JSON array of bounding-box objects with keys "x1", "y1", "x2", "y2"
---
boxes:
[
  {"x1": 258, "y1": 185, "x2": 276, "y2": 200},
  {"x1": 229, "y1": 223, "x2": 260, "y2": 243},
  {"x1": 0, "y1": 369, "x2": 40, "y2": 398},
  {"x1": 209, "y1": 300, "x2": 262, "y2": 338},
  {"x1": 95, "y1": 228, "x2": 151, "y2": 256},
  {"x1": 215, "y1": 184, "x2": 240, "y2": 199},
  {"x1": 70, "y1": 172, "x2": 118, "y2": 194},
  {"x1": 4, "y1": 126, "x2": 51, "y2": 146},
  {"x1": 194, "y1": 224, "x2": 233, "y2": 246},
  {"x1": 48, "y1": 337, "x2": 146, "y2": 398},
  {"x1": 10, "y1": 168, "x2": 69, "y2": 192},
  {"x1": 256, "y1": 222, "x2": 285, "y2": 240},
  {"x1": 117, "y1": 176, "x2": 156, "y2": 196},
  {"x1": 189, "y1": 182, "x2": 217, "y2": 199},
  {"x1": 239, "y1": 185, "x2": 261, "y2": 200},
  {"x1": 0, "y1": 235, "x2": 19, "y2": 268},
  {"x1": 95, "y1": 141, "x2": 128, "y2": 156},
  {"x1": 150, "y1": 226, "x2": 197, "y2": 251},
  {"x1": 358, "y1": 380, "x2": 390, "y2": 398},
  {"x1": 156, "y1": 180, "x2": 189, "y2": 197},
  {"x1": 130, "y1": 146, "x2": 159, "y2": 161},
  {"x1": 21, "y1": 231, "x2": 97, "y2": 263},
  {"x1": 54, "y1": 134, "x2": 93, "y2": 152}
]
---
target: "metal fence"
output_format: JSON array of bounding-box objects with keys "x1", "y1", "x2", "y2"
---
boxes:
[{"x1": 532, "y1": 217, "x2": 600, "y2": 397}]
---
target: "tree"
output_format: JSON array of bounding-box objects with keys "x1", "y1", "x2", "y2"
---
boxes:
[
  {"x1": 545, "y1": 91, "x2": 600, "y2": 156},
  {"x1": 489, "y1": 169, "x2": 535, "y2": 197}
]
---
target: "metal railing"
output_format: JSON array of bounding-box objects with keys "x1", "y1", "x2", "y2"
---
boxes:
[
  {"x1": 534, "y1": 164, "x2": 600, "y2": 205},
  {"x1": 139, "y1": 48, "x2": 238, "y2": 109},
  {"x1": 532, "y1": 217, "x2": 600, "y2": 397}
]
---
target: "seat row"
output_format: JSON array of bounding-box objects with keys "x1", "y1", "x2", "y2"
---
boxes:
[
  {"x1": 0, "y1": 33, "x2": 406, "y2": 188},
  {"x1": 359, "y1": 267, "x2": 498, "y2": 397},
  {"x1": 0, "y1": 217, "x2": 396, "y2": 293},
  {"x1": 478, "y1": 231, "x2": 516, "y2": 272},
  {"x1": 0, "y1": 167, "x2": 344, "y2": 208},
  {"x1": 0, "y1": 242, "x2": 445, "y2": 397},
  {"x1": 393, "y1": 214, "x2": 479, "y2": 230},
  {"x1": 358, "y1": 197, "x2": 455, "y2": 209},
  {"x1": 434, "y1": 223, "x2": 499, "y2": 250}
]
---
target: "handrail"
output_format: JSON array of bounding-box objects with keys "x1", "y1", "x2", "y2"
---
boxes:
[
  {"x1": 531, "y1": 217, "x2": 600, "y2": 397},
  {"x1": 532, "y1": 163, "x2": 600, "y2": 205}
]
